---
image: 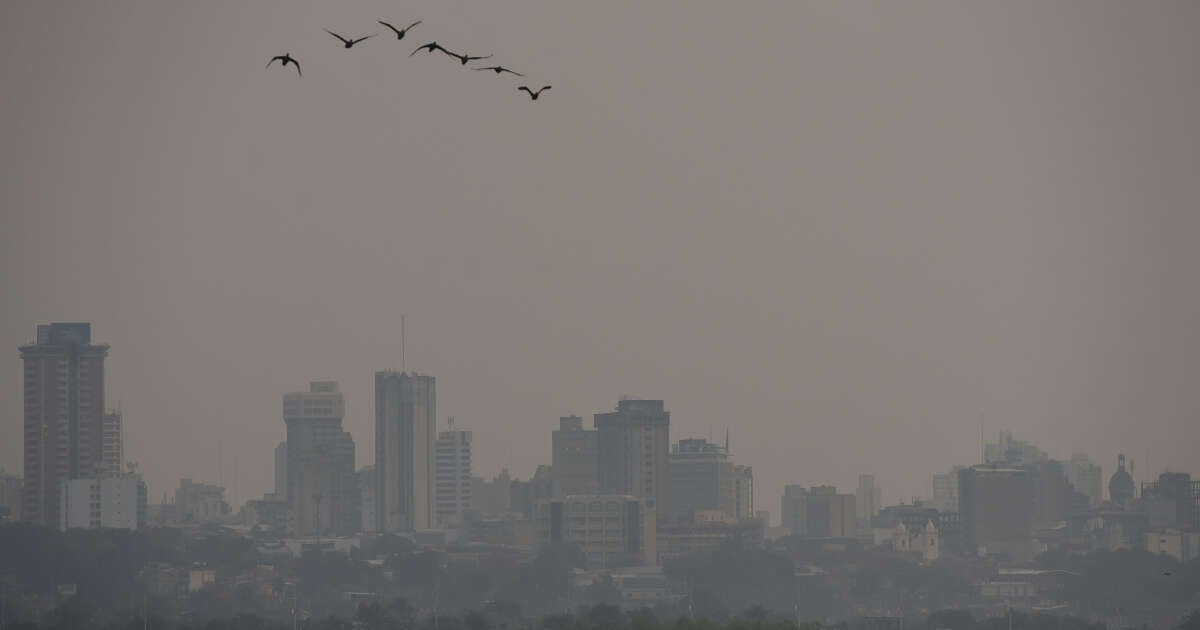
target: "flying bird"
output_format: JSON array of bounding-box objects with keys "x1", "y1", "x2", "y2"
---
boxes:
[
  {"x1": 411, "y1": 41, "x2": 451, "y2": 57},
  {"x1": 378, "y1": 20, "x2": 421, "y2": 40},
  {"x1": 441, "y1": 50, "x2": 492, "y2": 65},
  {"x1": 518, "y1": 85, "x2": 552, "y2": 100},
  {"x1": 266, "y1": 53, "x2": 301, "y2": 76},
  {"x1": 1163, "y1": 571, "x2": 1173, "y2": 576},
  {"x1": 474, "y1": 65, "x2": 524, "y2": 77},
  {"x1": 325, "y1": 29, "x2": 376, "y2": 48}
]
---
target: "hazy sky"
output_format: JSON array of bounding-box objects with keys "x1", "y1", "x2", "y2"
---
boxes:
[{"x1": 2, "y1": 1, "x2": 1198, "y2": 516}]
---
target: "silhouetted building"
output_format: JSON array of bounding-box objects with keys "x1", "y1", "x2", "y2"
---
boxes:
[
  {"x1": 932, "y1": 466, "x2": 965, "y2": 513},
  {"x1": 595, "y1": 399, "x2": 671, "y2": 517},
  {"x1": 1067, "y1": 453, "x2": 1103, "y2": 506},
  {"x1": 551, "y1": 415, "x2": 598, "y2": 496},
  {"x1": 781, "y1": 485, "x2": 856, "y2": 538},
  {"x1": 1030, "y1": 460, "x2": 1087, "y2": 528},
  {"x1": 175, "y1": 478, "x2": 230, "y2": 523},
  {"x1": 536, "y1": 494, "x2": 656, "y2": 567},
  {"x1": 669, "y1": 438, "x2": 729, "y2": 521},
  {"x1": 959, "y1": 466, "x2": 1034, "y2": 562},
  {"x1": 856, "y1": 474, "x2": 881, "y2": 532},
  {"x1": 21, "y1": 322, "x2": 110, "y2": 527},
  {"x1": 511, "y1": 465, "x2": 554, "y2": 519},
  {"x1": 1108, "y1": 453, "x2": 1135, "y2": 508},
  {"x1": 358, "y1": 465, "x2": 377, "y2": 532},
  {"x1": 435, "y1": 419, "x2": 472, "y2": 527},
  {"x1": 732, "y1": 464, "x2": 754, "y2": 520},
  {"x1": 984, "y1": 431, "x2": 1048, "y2": 467},
  {"x1": 471, "y1": 469, "x2": 512, "y2": 517},
  {"x1": 1141, "y1": 472, "x2": 1199, "y2": 530},
  {"x1": 0, "y1": 468, "x2": 22, "y2": 522},
  {"x1": 657, "y1": 510, "x2": 764, "y2": 563},
  {"x1": 60, "y1": 474, "x2": 146, "y2": 530},
  {"x1": 284, "y1": 381, "x2": 357, "y2": 536},
  {"x1": 273, "y1": 441, "x2": 288, "y2": 500},
  {"x1": 376, "y1": 371, "x2": 436, "y2": 532}
]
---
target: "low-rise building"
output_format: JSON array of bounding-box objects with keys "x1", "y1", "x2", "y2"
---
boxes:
[
  {"x1": 59, "y1": 474, "x2": 147, "y2": 530},
  {"x1": 536, "y1": 494, "x2": 656, "y2": 568},
  {"x1": 657, "y1": 510, "x2": 764, "y2": 563},
  {"x1": 1145, "y1": 529, "x2": 1200, "y2": 562}
]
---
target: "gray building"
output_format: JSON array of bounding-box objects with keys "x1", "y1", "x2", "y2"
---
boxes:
[
  {"x1": 0, "y1": 468, "x2": 22, "y2": 522},
  {"x1": 551, "y1": 415, "x2": 598, "y2": 496},
  {"x1": 435, "y1": 419, "x2": 472, "y2": 527},
  {"x1": 274, "y1": 441, "x2": 288, "y2": 500},
  {"x1": 780, "y1": 485, "x2": 856, "y2": 538},
  {"x1": 284, "y1": 381, "x2": 358, "y2": 536},
  {"x1": 21, "y1": 323, "x2": 110, "y2": 528},
  {"x1": 732, "y1": 464, "x2": 754, "y2": 521},
  {"x1": 1067, "y1": 453, "x2": 1103, "y2": 507},
  {"x1": 595, "y1": 399, "x2": 671, "y2": 518},
  {"x1": 101, "y1": 410, "x2": 123, "y2": 476},
  {"x1": 669, "y1": 438, "x2": 735, "y2": 522},
  {"x1": 958, "y1": 465, "x2": 1035, "y2": 562},
  {"x1": 376, "y1": 371, "x2": 436, "y2": 532},
  {"x1": 535, "y1": 494, "x2": 657, "y2": 568}
]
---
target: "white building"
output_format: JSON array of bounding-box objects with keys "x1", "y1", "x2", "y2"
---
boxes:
[
  {"x1": 892, "y1": 520, "x2": 939, "y2": 563},
  {"x1": 435, "y1": 420, "x2": 472, "y2": 528},
  {"x1": 59, "y1": 475, "x2": 146, "y2": 530}
]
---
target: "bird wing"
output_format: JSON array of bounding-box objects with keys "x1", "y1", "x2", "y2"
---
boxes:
[
  {"x1": 350, "y1": 34, "x2": 377, "y2": 45},
  {"x1": 410, "y1": 42, "x2": 433, "y2": 56},
  {"x1": 293, "y1": 61, "x2": 302, "y2": 76},
  {"x1": 468, "y1": 54, "x2": 493, "y2": 61},
  {"x1": 437, "y1": 46, "x2": 461, "y2": 59},
  {"x1": 266, "y1": 56, "x2": 282, "y2": 68},
  {"x1": 502, "y1": 68, "x2": 525, "y2": 77},
  {"x1": 518, "y1": 86, "x2": 533, "y2": 94},
  {"x1": 325, "y1": 29, "x2": 350, "y2": 44},
  {"x1": 473, "y1": 66, "x2": 498, "y2": 71},
  {"x1": 540, "y1": 85, "x2": 552, "y2": 92},
  {"x1": 406, "y1": 20, "x2": 422, "y2": 31},
  {"x1": 378, "y1": 20, "x2": 400, "y2": 34}
]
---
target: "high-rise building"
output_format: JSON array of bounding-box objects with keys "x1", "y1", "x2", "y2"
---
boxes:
[
  {"x1": 0, "y1": 468, "x2": 22, "y2": 522},
  {"x1": 100, "y1": 410, "x2": 123, "y2": 476},
  {"x1": 984, "y1": 431, "x2": 1048, "y2": 467},
  {"x1": 273, "y1": 441, "x2": 288, "y2": 500},
  {"x1": 21, "y1": 322, "x2": 109, "y2": 527},
  {"x1": 535, "y1": 494, "x2": 656, "y2": 568},
  {"x1": 358, "y1": 466, "x2": 377, "y2": 533},
  {"x1": 780, "y1": 485, "x2": 856, "y2": 538},
  {"x1": 284, "y1": 381, "x2": 358, "y2": 536},
  {"x1": 375, "y1": 371, "x2": 436, "y2": 532},
  {"x1": 1141, "y1": 472, "x2": 1200, "y2": 531},
  {"x1": 595, "y1": 399, "x2": 671, "y2": 517},
  {"x1": 931, "y1": 466, "x2": 965, "y2": 513},
  {"x1": 856, "y1": 474, "x2": 880, "y2": 532},
  {"x1": 1067, "y1": 454, "x2": 1103, "y2": 506},
  {"x1": 60, "y1": 474, "x2": 146, "y2": 531},
  {"x1": 732, "y1": 465, "x2": 754, "y2": 521},
  {"x1": 958, "y1": 466, "x2": 1035, "y2": 562},
  {"x1": 551, "y1": 416, "x2": 598, "y2": 497},
  {"x1": 669, "y1": 437, "x2": 753, "y2": 522},
  {"x1": 435, "y1": 419, "x2": 473, "y2": 528}
]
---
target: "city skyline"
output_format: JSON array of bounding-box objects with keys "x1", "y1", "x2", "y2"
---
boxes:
[{"x1": 3, "y1": 0, "x2": 1200, "y2": 516}]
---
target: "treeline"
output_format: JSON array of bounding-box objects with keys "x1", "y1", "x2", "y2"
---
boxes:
[{"x1": 8, "y1": 601, "x2": 1196, "y2": 630}]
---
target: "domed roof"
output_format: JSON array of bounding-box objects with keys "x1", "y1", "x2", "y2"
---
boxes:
[{"x1": 1109, "y1": 453, "x2": 1134, "y2": 505}]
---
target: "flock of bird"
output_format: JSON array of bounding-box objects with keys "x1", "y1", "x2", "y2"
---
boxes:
[{"x1": 267, "y1": 19, "x2": 551, "y2": 100}]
